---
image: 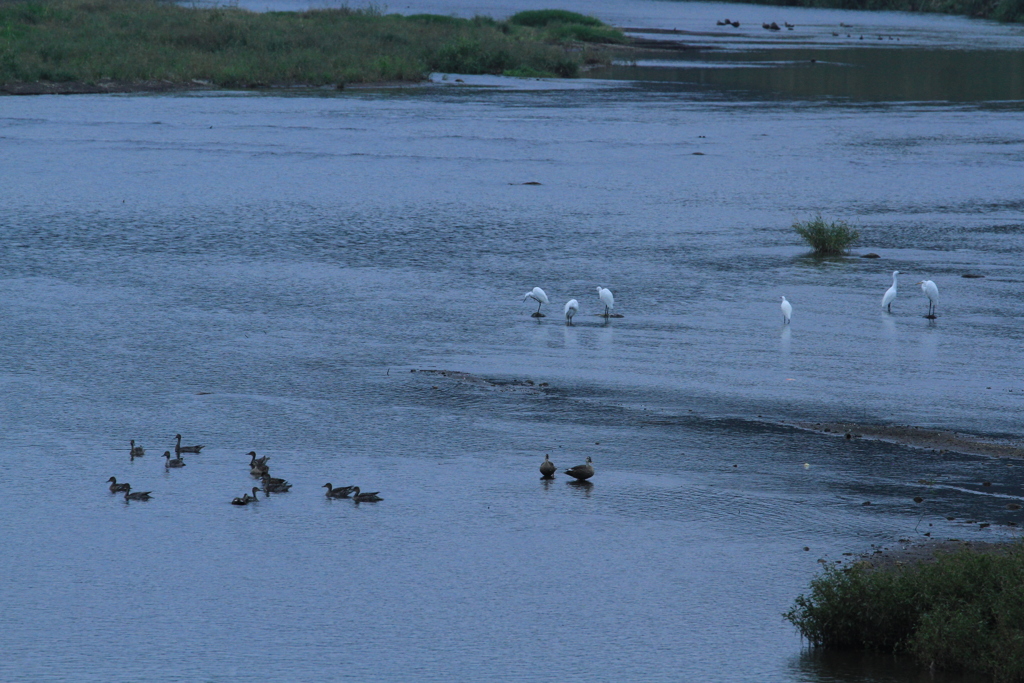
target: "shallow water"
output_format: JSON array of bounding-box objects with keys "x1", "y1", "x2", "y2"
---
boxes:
[{"x1": 3, "y1": 2, "x2": 1024, "y2": 681}]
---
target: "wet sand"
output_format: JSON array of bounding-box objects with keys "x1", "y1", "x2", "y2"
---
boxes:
[
  {"x1": 788, "y1": 422, "x2": 1024, "y2": 459},
  {"x1": 855, "y1": 538, "x2": 1019, "y2": 571}
]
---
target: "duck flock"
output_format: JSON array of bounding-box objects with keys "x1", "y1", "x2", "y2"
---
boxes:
[
  {"x1": 111, "y1": 438, "x2": 596, "y2": 505},
  {"x1": 528, "y1": 273, "x2": 941, "y2": 325},
  {"x1": 109, "y1": 435, "x2": 383, "y2": 505}
]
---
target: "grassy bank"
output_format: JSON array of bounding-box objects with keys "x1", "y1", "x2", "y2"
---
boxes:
[
  {"x1": 720, "y1": 0, "x2": 1024, "y2": 24},
  {"x1": 785, "y1": 542, "x2": 1024, "y2": 682},
  {"x1": 0, "y1": 1, "x2": 623, "y2": 88}
]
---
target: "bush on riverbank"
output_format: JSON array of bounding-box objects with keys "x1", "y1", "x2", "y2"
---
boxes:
[
  {"x1": 0, "y1": 0, "x2": 619, "y2": 87},
  {"x1": 785, "y1": 543, "x2": 1024, "y2": 682},
  {"x1": 793, "y1": 215, "x2": 859, "y2": 255}
]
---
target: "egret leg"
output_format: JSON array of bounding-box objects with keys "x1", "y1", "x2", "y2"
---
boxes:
[
  {"x1": 536, "y1": 301, "x2": 542, "y2": 315},
  {"x1": 604, "y1": 305, "x2": 609, "y2": 318}
]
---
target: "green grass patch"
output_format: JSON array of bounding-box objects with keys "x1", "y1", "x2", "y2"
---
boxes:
[
  {"x1": 793, "y1": 215, "x2": 859, "y2": 255},
  {"x1": 0, "y1": 0, "x2": 618, "y2": 87},
  {"x1": 508, "y1": 10, "x2": 605, "y2": 27},
  {"x1": 507, "y1": 9, "x2": 626, "y2": 44},
  {"x1": 785, "y1": 543, "x2": 1024, "y2": 681}
]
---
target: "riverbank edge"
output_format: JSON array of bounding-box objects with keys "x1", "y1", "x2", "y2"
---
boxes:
[
  {"x1": 0, "y1": 33, "x2": 695, "y2": 96},
  {"x1": 0, "y1": 79, "x2": 437, "y2": 96}
]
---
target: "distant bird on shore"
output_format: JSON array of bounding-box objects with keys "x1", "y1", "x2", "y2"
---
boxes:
[
  {"x1": 780, "y1": 296, "x2": 792, "y2": 324},
  {"x1": 174, "y1": 434, "x2": 204, "y2": 455},
  {"x1": 523, "y1": 287, "x2": 549, "y2": 317},
  {"x1": 107, "y1": 476, "x2": 131, "y2": 493},
  {"x1": 129, "y1": 440, "x2": 144, "y2": 459},
  {"x1": 882, "y1": 270, "x2": 900, "y2": 312},
  {"x1": 564, "y1": 299, "x2": 579, "y2": 325},
  {"x1": 164, "y1": 451, "x2": 185, "y2": 468},
  {"x1": 123, "y1": 485, "x2": 152, "y2": 501},
  {"x1": 596, "y1": 287, "x2": 614, "y2": 317},
  {"x1": 917, "y1": 280, "x2": 939, "y2": 318},
  {"x1": 352, "y1": 487, "x2": 383, "y2": 503},
  {"x1": 323, "y1": 483, "x2": 356, "y2": 499},
  {"x1": 564, "y1": 456, "x2": 594, "y2": 481},
  {"x1": 540, "y1": 454, "x2": 556, "y2": 478}
]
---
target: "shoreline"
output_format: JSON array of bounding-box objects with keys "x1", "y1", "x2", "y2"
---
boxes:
[
  {"x1": 0, "y1": 79, "x2": 438, "y2": 96},
  {"x1": 855, "y1": 538, "x2": 1018, "y2": 571},
  {"x1": 785, "y1": 421, "x2": 1024, "y2": 459}
]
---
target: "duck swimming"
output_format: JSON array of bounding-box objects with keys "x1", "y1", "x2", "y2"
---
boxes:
[
  {"x1": 174, "y1": 434, "x2": 204, "y2": 455},
  {"x1": 164, "y1": 451, "x2": 186, "y2": 468},
  {"x1": 232, "y1": 487, "x2": 260, "y2": 505},
  {"x1": 107, "y1": 476, "x2": 131, "y2": 493},
  {"x1": 323, "y1": 483, "x2": 356, "y2": 499},
  {"x1": 123, "y1": 485, "x2": 153, "y2": 501},
  {"x1": 248, "y1": 451, "x2": 270, "y2": 477},
  {"x1": 262, "y1": 474, "x2": 292, "y2": 493},
  {"x1": 351, "y1": 487, "x2": 383, "y2": 503},
  {"x1": 129, "y1": 440, "x2": 145, "y2": 459}
]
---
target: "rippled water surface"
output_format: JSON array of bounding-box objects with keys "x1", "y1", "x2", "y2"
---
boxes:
[{"x1": 2, "y1": 2, "x2": 1024, "y2": 681}]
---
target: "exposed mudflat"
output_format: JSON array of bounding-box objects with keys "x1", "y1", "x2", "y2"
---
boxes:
[
  {"x1": 856, "y1": 538, "x2": 1019, "y2": 571},
  {"x1": 790, "y1": 422, "x2": 1024, "y2": 460}
]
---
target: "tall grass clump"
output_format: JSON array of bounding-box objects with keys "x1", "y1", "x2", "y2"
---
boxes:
[
  {"x1": 508, "y1": 10, "x2": 605, "y2": 27},
  {"x1": 785, "y1": 544, "x2": 1024, "y2": 682},
  {"x1": 793, "y1": 215, "x2": 859, "y2": 255},
  {"x1": 508, "y1": 9, "x2": 626, "y2": 44}
]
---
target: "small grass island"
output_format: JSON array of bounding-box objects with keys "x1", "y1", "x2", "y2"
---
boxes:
[
  {"x1": 786, "y1": 540, "x2": 1024, "y2": 682},
  {"x1": 0, "y1": 1, "x2": 627, "y2": 93}
]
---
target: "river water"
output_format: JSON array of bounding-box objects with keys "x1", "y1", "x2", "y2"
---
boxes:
[{"x1": 1, "y1": 1, "x2": 1023, "y2": 681}]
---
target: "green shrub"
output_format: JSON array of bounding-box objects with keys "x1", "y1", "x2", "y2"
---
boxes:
[
  {"x1": 406, "y1": 14, "x2": 468, "y2": 25},
  {"x1": 793, "y1": 215, "x2": 859, "y2": 255},
  {"x1": 785, "y1": 544, "x2": 1024, "y2": 682},
  {"x1": 544, "y1": 23, "x2": 626, "y2": 43},
  {"x1": 993, "y1": 0, "x2": 1024, "y2": 21},
  {"x1": 508, "y1": 9, "x2": 604, "y2": 27}
]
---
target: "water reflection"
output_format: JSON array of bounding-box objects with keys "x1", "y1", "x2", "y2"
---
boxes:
[
  {"x1": 566, "y1": 480, "x2": 595, "y2": 497},
  {"x1": 592, "y1": 47, "x2": 1024, "y2": 102},
  {"x1": 791, "y1": 648, "x2": 989, "y2": 682}
]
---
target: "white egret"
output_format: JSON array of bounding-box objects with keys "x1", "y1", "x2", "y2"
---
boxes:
[
  {"x1": 522, "y1": 287, "x2": 549, "y2": 317},
  {"x1": 916, "y1": 280, "x2": 938, "y2": 317},
  {"x1": 564, "y1": 299, "x2": 579, "y2": 325},
  {"x1": 780, "y1": 296, "x2": 792, "y2": 324},
  {"x1": 882, "y1": 270, "x2": 900, "y2": 312},
  {"x1": 596, "y1": 286, "x2": 614, "y2": 317}
]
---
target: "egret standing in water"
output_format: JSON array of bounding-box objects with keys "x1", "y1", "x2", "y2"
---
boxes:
[
  {"x1": 596, "y1": 287, "x2": 614, "y2": 317},
  {"x1": 917, "y1": 279, "x2": 938, "y2": 318},
  {"x1": 780, "y1": 296, "x2": 792, "y2": 324},
  {"x1": 523, "y1": 287, "x2": 549, "y2": 317},
  {"x1": 882, "y1": 270, "x2": 901, "y2": 312},
  {"x1": 564, "y1": 299, "x2": 579, "y2": 325}
]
